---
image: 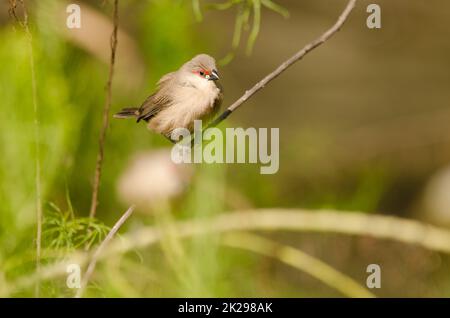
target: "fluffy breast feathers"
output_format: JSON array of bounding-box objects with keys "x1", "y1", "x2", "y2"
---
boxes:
[{"x1": 143, "y1": 72, "x2": 223, "y2": 137}]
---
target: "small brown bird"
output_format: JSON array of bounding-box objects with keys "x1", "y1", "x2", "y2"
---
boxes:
[{"x1": 114, "y1": 54, "x2": 223, "y2": 141}]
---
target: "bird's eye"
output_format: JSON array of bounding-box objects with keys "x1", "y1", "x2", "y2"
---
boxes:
[{"x1": 199, "y1": 71, "x2": 205, "y2": 76}]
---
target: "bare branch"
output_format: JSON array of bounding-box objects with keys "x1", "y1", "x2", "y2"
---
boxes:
[
  {"x1": 89, "y1": 0, "x2": 120, "y2": 218},
  {"x1": 76, "y1": 205, "x2": 135, "y2": 298},
  {"x1": 207, "y1": 0, "x2": 357, "y2": 129}
]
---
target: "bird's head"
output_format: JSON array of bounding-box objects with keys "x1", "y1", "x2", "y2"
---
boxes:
[{"x1": 183, "y1": 54, "x2": 220, "y2": 82}]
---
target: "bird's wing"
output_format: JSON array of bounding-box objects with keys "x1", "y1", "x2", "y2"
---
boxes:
[
  {"x1": 136, "y1": 93, "x2": 170, "y2": 122},
  {"x1": 137, "y1": 72, "x2": 176, "y2": 122}
]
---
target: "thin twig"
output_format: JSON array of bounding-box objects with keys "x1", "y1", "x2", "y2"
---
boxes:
[
  {"x1": 222, "y1": 232, "x2": 375, "y2": 298},
  {"x1": 76, "y1": 205, "x2": 135, "y2": 298},
  {"x1": 8, "y1": 0, "x2": 19, "y2": 23},
  {"x1": 89, "y1": 0, "x2": 119, "y2": 218},
  {"x1": 207, "y1": 0, "x2": 357, "y2": 129},
  {"x1": 9, "y1": 0, "x2": 43, "y2": 298}
]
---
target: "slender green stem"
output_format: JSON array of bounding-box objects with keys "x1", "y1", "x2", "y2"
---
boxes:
[
  {"x1": 9, "y1": 0, "x2": 43, "y2": 298},
  {"x1": 192, "y1": 0, "x2": 203, "y2": 21},
  {"x1": 222, "y1": 232, "x2": 375, "y2": 298}
]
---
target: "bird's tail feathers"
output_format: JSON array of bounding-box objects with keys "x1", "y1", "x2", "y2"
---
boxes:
[{"x1": 114, "y1": 107, "x2": 139, "y2": 119}]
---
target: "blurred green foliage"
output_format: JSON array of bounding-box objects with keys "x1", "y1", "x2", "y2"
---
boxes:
[{"x1": 1, "y1": 0, "x2": 450, "y2": 298}]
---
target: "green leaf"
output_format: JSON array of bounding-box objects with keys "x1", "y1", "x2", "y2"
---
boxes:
[{"x1": 261, "y1": 0, "x2": 289, "y2": 18}]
